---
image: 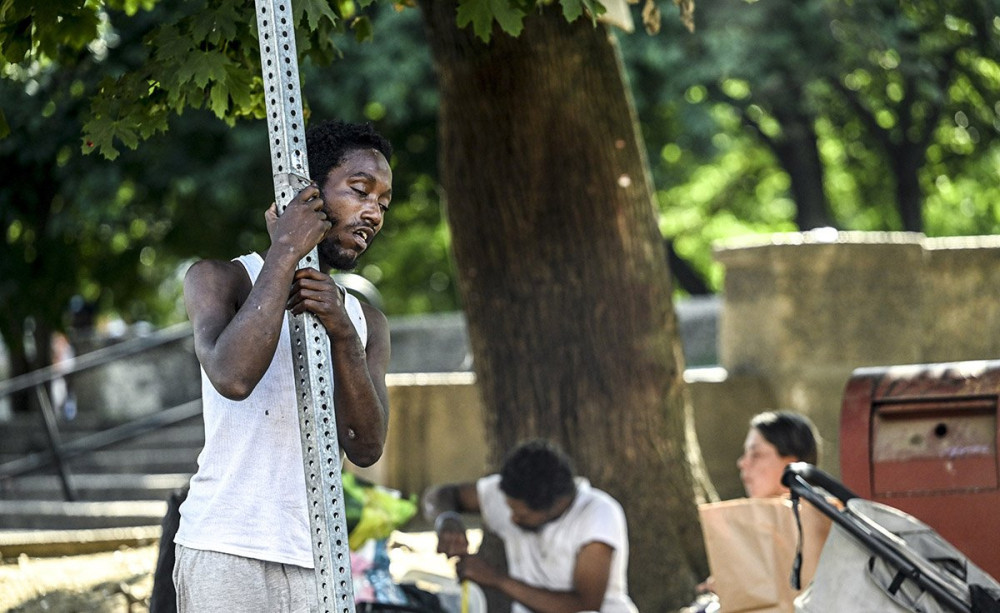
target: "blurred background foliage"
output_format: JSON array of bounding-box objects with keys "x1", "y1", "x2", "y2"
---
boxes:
[{"x1": 1, "y1": 0, "x2": 998, "y2": 367}]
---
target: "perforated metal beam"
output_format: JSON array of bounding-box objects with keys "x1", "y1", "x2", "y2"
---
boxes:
[{"x1": 253, "y1": 2, "x2": 356, "y2": 611}]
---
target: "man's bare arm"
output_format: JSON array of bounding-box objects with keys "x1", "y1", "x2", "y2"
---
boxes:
[
  {"x1": 331, "y1": 301, "x2": 390, "y2": 466},
  {"x1": 185, "y1": 188, "x2": 330, "y2": 399},
  {"x1": 285, "y1": 270, "x2": 391, "y2": 466},
  {"x1": 185, "y1": 256, "x2": 293, "y2": 399},
  {"x1": 421, "y1": 482, "x2": 481, "y2": 522},
  {"x1": 458, "y1": 541, "x2": 614, "y2": 613}
]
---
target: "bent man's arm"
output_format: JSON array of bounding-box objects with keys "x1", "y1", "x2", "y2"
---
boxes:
[
  {"x1": 420, "y1": 482, "x2": 480, "y2": 556},
  {"x1": 330, "y1": 301, "x2": 390, "y2": 466},
  {"x1": 185, "y1": 188, "x2": 331, "y2": 400},
  {"x1": 459, "y1": 541, "x2": 614, "y2": 613},
  {"x1": 285, "y1": 267, "x2": 391, "y2": 466},
  {"x1": 185, "y1": 252, "x2": 300, "y2": 400},
  {"x1": 422, "y1": 482, "x2": 481, "y2": 522}
]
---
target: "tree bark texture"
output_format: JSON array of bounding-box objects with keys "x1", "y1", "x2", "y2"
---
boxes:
[{"x1": 416, "y1": 4, "x2": 709, "y2": 608}]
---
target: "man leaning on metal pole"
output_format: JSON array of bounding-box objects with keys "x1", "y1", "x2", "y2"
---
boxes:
[{"x1": 172, "y1": 119, "x2": 394, "y2": 612}]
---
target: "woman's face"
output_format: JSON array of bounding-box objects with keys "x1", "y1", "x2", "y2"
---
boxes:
[{"x1": 737, "y1": 427, "x2": 797, "y2": 498}]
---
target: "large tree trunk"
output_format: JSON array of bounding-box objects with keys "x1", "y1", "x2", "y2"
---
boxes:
[{"x1": 417, "y1": 4, "x2": 709, "y2": 608}]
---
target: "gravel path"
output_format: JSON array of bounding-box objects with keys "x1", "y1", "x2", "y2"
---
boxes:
[
  {"x1": 0, "y1": 530, "x2": 477, "y2": 613},
  {"x1": 1, "y1": 544, "x2": 158, "y2": 613}
]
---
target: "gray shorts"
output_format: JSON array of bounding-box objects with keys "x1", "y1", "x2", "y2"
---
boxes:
[{"x1": 173, "y1": 544, "x2": 319, "y2": 612}]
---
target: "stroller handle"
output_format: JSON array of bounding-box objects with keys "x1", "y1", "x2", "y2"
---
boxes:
[
  {"x1": 781, "y1": 462, "x2": 858, "y2": 505},
  {"x1": 781, "y1": 462, "x2": 977, "y2": 613}
]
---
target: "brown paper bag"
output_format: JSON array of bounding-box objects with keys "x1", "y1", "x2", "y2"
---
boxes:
[{"x1": 698, "y1": 497, "x2": 832, "y2": 613}]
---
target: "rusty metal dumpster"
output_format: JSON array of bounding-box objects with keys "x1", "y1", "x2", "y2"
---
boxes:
[{"x1": 841, "y1": 360, "x2": 1000, "y2": 580}]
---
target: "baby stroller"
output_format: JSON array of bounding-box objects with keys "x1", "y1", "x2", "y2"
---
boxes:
[{"x1": 781, "y1": 463, "x2": 1000, "y2": 613}]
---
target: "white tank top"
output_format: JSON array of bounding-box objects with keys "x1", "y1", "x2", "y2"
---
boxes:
[{"x1": 175, "y1": 253, "x2": 367, "y2": 567}]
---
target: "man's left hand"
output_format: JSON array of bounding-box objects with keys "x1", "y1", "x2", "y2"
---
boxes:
[{"x1": 286, "y1": 268, "x2": 355, "y2": 340}]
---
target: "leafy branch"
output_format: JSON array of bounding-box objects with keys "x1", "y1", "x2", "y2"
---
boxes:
[{"x1": 0, "y1": 0, "x2": 693, "y2": 157}]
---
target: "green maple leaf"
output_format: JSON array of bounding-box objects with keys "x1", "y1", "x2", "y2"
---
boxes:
[
  {"x1": 224, "y1": 63, "x2": 254, "y2": 112},
  {"x1": 559, "y1": 0, "x2": 583, "y2": 22},
  {"x1": 151, "y1": 25, "x2": 194, "y2": 70},
  {"x1": 191, "y1": 4, "x2": 241, "y2": 46},
  {"x1": 456, "y1": 0, "x2": 525, "y2": 41},
  {"x1": 115, "y1": 122, "x2": 140, "y2": 150},
  {"x1": 180, "y1": 50, "x2": 228, "y2": 89},
  {"x1": 82, "y1": 115, "x2": 121, "y2": 160},
  {"x1": 296, "y1": 0, "x2": 340, "y2": 32},
  {"x1": 209, "y1": 83, "x2": 229, "y2": 118}
]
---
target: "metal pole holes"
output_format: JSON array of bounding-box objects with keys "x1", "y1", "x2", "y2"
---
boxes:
[{"x1": 253, "y1": 2, "x2": 356, "y2": 611}]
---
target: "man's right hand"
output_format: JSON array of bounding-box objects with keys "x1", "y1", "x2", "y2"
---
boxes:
[
  {"x1": 435, "y1": 514, "x2": 470, "y2": 558},
  {"x1": 265, "y1": 185, "x2": 331, "y2": 262}
]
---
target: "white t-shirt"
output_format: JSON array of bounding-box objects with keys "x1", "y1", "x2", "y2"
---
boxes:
[
  {"x1": 477, "y1": 474, "x2": 639, "y2": 613},
  {"x1": 175, "y1": 253, "x2": 367, "y2": 568}
]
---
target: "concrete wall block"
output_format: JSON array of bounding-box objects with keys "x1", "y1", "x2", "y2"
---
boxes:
[
  {"x1": 348, "y1": 373, "x2": 489, "y2": 497},
  {"x1": 687, "y1": 370, "x2": 777, "y2": 500},
  {"x1": 921, "y1": 237, "x2": 1000, "y2": 362},
  {"x1": 767, "y1": 370, "x2": 854, "y2": 479},
  {"x1": 717, "y1": 235, "x2": 926, "y2": 375}
]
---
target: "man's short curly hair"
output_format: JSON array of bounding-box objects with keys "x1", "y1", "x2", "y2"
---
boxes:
[
  {"x1": 306, "y1": 119, "x2": 393, "y2": 186},
  {"x1": 499, "y1": 439, "x2": 577, "y2": 511}
]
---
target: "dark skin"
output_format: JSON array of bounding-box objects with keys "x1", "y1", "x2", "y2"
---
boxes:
[
  {"x1": 183, "y1": 148, "x2": 392, "y2": 466},
  {"x1": 431, "y1": 483, "x2": 615, "y2": 613}
]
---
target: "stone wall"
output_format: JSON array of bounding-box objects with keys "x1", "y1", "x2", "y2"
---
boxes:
[
  {"x1": 349, "y1": 372, "x2": 490, "y2": 494},
  {"x1": 357, "y1": 232, "x2": 1000, "y2": 501},
  {"x1": 351, "y1": 369, "x2": 778, "y2": 501},
  {"x1": 71, "y1": 336, "x2": 201, "y2": 422},
  {"x1": 714, "y1": 231, "x2": 1000, "y2": 481},
  {"x1": 686, "y1": 368, "x2": 777, "y2": 500}
]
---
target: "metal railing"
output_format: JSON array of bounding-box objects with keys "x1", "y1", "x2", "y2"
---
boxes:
[
  {"x1": 0, "y1": 274, "x2": 382, "y2": 502},
  {"x1": 0, "y1": 322, "x2": 197, "y2": 501}
]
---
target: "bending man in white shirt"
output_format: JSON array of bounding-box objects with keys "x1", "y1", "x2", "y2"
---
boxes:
[{"x1": 422, "y1": 439, "x2": 639, "y2": 613}]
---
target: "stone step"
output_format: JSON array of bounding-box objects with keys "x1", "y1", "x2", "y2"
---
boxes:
[
  {"x1": 0, "y1": 419, "x2": 123, "y2": 454},
  {"x1": 0, "y1": 437, "x2": 204, "y2": 466},
  {"x1": 0, "y1": 416, "x2": 204, "y2": 456},
  {"x1": 95, "y1": 423, "x2": 204, "y2": 450},
  {"x1": 0, "y1": 526, "x2": 161, "y2": 560},
  {"x1": 0, "y1": 499, "x2": 168, "y2": 530},
  {"x1": 0, "y1": 411, "x2": 117, "y2": 433},
  {"x1": 51, "y1": 447, "x2": 200, "y2": 475},
  {"x1": 0, "y1": 472, "x2": 191, "y2": 502},
  {"x1": 0, "y1": 438, "x2": 204, "y2": 472},
  {"x1": 0, "y1": 525, "x2": 163, "y2": 558},
  {"x1": 0, "y1": 450, "x2": 200, "y2": 478}
]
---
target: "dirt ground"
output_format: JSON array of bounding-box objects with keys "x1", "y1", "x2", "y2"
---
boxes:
[
  {"x1": 0, "y1": 531, "x2": 472, "y2": 613},
  {"x1": 0, "y1": 544, "x2": 158, "y2": 613}
]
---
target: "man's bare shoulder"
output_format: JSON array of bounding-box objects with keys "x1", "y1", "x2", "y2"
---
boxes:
[
  {"x1": 184, "y1": 258, "x2": 251, "y2": 308},
  {"x1": 186, "y1": 257, "x2": 246, "y2": 278},
  {"x1": 359, "y1": 301, "x2": 390, "y2": 364},
  {"x1": 184, "y1": 260, "x2": 247, "y2": 281},
  {"x1": 359, "y1": 301, "x2": 389, "y2": 329}
]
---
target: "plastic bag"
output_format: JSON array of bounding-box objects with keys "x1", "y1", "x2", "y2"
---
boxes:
[{"x1": 343, "y1": 472, "x2": 418, "y2": 551}]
